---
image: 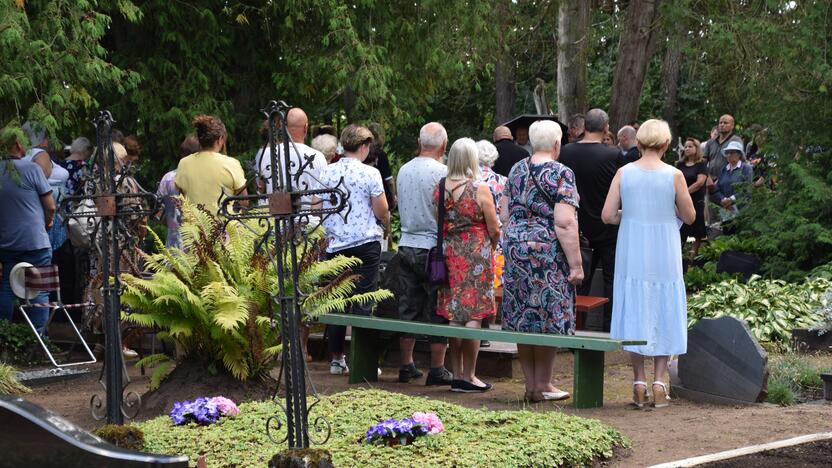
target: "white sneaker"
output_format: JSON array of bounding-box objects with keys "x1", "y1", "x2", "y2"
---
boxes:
[{"x1": 330, "y1": 358, "x2": 349, "y2": 375}]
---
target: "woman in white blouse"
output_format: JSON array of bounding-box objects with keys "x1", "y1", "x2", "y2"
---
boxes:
[{"x1": 313, "y1": 125, "x2": 390, "y2": 375}]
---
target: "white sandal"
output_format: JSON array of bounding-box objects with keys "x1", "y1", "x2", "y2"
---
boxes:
[
  {"x1": 652, "y1": 381, "x2": 670, "y2": 408},
  {"x1": 633, "y1": 381, "x2": 649, "y2": 408}
]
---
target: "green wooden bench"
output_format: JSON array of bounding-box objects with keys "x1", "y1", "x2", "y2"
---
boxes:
[{"x1": 316, "y1": 313, "x2": 646, "y2": 408}]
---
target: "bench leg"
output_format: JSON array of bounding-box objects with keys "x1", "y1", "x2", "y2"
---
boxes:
[
  {"x1": 348, "y1": 327, "x2": 380, "y2": 385},
  {"x1": 572, "y1": 349, "x2": 604, "y2": 408}
]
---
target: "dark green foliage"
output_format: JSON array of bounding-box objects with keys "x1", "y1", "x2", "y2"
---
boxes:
[
  {"x1": 0, "y1": 320, "x2": 51, "y2": 367},
  {"x1": 684, "y1": 262, "x2": 740, "y2": 293},
  {"x1": 765, "y1": 379, "x2": 796, "y2": 406},
  {"x1": 139, "y1": 389, "x2": 628, "y2": 467},
  {"x1": 94, "y1": 424, "x2": 145, "y2": 451}
]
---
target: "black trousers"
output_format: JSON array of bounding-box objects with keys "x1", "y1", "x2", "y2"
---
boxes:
[
  {"x1": 326, "y1": 241, "x2": 381, "y2": 356},
  {"x1": 578, "y1": 240, "x2": 616, "y2": 332}
]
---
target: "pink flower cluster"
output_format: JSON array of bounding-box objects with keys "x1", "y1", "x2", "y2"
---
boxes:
[
  {"x1": 210, "y1": 396, "x2": 240, "y2": 417},
  {"x1": 411, "y1": 412, "x2": 444, "y2": 434}
]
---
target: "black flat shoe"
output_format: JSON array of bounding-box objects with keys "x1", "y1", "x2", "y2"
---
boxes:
[
  {"x1": 398, "y1": 365, "x2": 424, "y2": 383},
  {"x1": 425, "y1": 368, "x2": 453, "y2": 386},
  {"x1": 450, "y1": 379, "x2": 493, "y2": 393}
]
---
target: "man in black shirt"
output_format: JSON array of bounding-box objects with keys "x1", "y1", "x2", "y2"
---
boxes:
[
  {"x1": 492, "y1": 126, "x2": 528, "y2": 177},
  {"x1": 559, "y1": 108, "x2": 625, "y2": 332}
]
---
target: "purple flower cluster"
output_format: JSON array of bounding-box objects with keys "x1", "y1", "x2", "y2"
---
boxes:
[
  {"x1": 169, "y1": 396, "x2": 240, "y2": 426},
  {"x1": 365, "y1": 417, "x2": 429, "y2": 444}
]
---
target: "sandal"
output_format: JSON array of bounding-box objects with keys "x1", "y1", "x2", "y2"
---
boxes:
[
  {"x1": 652, "y1": 381, "x2": 670, "y2": 408},
  {"x1": 633, "y1": 381, "x2": 649, "y2": 408}
]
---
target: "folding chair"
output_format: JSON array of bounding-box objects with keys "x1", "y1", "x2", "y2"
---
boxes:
[{"x1": 16, "y1": 264, "x2": 97, "y2": 368}]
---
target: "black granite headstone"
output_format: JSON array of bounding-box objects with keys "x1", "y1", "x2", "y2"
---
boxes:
[
  {"x1": 678, "y1": 317, "x2": 768, "y2": 403},
  {"x1": 0, "y1": 396, "x2": 188, "y2": 467}
]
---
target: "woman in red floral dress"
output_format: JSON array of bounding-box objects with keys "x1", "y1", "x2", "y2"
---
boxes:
[{"x1": 433, "y1": 138, "x2": 501, "y2": 393}]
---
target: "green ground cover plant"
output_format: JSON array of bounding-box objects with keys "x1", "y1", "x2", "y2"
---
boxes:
[
  {"x1": 687, "y1": 276, "x2": 831, "y2": 345},
  {"x1": 138, "y1": 389, "x2": 628, "y2": 467},
  {"x1": 765, "y1": 354, "x2": 830, "y2": 406}
]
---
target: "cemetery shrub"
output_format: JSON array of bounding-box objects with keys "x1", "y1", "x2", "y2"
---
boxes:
[
  {"x1": 766, "y1": 354, "x2": 830, "y2": 405},
  {"x1": 0, "y1": 363, "x2": 30, "y2": 394},
  {"x1": 687, "y1": 276, "x2": 831, "y2": 345},
  {"x1": 121, "y1": 201, "x2": 391, "y2": 384},
  {"x1": 138, "y1": 389, "x2": 628, "y2": 467},
  {"x1": 0, "y1": 321, "x2": 53, "y2": 367}
]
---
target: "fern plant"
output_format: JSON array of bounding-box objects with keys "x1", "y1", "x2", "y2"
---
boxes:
[{"x1": 122, "y1": 201, "x2": 392, "y2": 386}]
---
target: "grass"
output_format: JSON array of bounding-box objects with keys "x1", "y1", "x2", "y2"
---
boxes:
[
  {"x1": 137, "y1": 388, "x2": 628, "y2": 467},
  {"x1": 766, "y1": 353, "x2": 830, "y2": 406},
  {"x1": 0, "y1": 363, "x2": 30, "y2": 395}
]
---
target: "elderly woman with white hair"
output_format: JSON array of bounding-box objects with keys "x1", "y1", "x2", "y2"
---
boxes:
[
  {"x1": 476, "y1": 139, "x2": 507, "y2": 217},
  {"x1": 499, "y1": 120, "x2": 583, "y2": 403},
  {"x1": 434, "y1": 137, "x2": 501, "y2": 392},
  {"x1": 602, "y1": 119, "x2": 696, "y2": 408}
]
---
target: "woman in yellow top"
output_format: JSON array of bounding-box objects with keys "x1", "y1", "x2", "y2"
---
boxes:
[{"x1": 175, "y1": 115, "x2": 248, "y2": 215}]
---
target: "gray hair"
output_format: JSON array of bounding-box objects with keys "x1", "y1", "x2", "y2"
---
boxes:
[
  {"x1": 446, "y1": 138, "x2": 481, "y2": 180},
  {"x1": 418, "y1": 122, "x2": 447, "y2": 150},
  {"x1": 311, "y1": 134, "x2": 338, "y2": 162},
  {"x1": 70, "y1": 137, "x2": 93, "y2": 156},
  {"x1": 617, "y1": 125, "x2": 636, "y2": 140},
  {"x1": 585, "y1": 108, "x2": 609, "y2": 133},
  {"x1": 475, "y1": 139, "x2": 499, "y2": 167},
  {"x1": 529, "y1": 120, "x2": 563, "y2": 152}
]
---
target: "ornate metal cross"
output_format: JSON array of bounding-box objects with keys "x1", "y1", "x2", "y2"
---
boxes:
[
  {"x1": 220, "y1": 100, "x2": 350, "y2": 448},
  {"x1": 61, "y1": 111, "x2": 160, "y2": 424}
]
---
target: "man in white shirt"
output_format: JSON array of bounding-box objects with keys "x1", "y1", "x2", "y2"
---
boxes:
[
  {"x1": 256, "y1": 107, "x2": 328, "y2": 225},
  {"x1": 394, "y1": 122, "x2": 453, "y2": 386}
]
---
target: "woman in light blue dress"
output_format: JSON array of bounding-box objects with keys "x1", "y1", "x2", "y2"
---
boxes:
[{"x1": 602, "y1": 119, "x2": 696, "y2": 408}]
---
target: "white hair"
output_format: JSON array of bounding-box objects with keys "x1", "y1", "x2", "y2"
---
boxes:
[
  {"x1": 418, "y1": 122, "x2": 447, "y2": 150},
  {"x1": 311, "y1": 134, "x2": 338, "y2": 161},
  {"x1": 475, "y1": 139, "x2": 499, "y2": 167},
  {"x1": 446, "y1": 138, "x2": 481, "y2": 180},
  {"x1": 617, "y1": 125, "x2": 636, "y2": 139},
  {"x1": 529, "y1": 120, "x2": 562, "y2": 152},
  {"x1": 70, "y1": 137, "x2": 93, "y2": 156}
]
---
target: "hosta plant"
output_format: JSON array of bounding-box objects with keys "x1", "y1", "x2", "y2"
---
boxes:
[
  {"x1": 122, "y1": 201, "x2": 391, "y2": 385},
  {"x1": 687, "y1": 276, "x2": 831, "y2": 345}
]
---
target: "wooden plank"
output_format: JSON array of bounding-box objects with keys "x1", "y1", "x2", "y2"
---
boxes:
[
  {"x1": 576, "y1": 295, "x2": 608, "y2": 312},
  {"x1": 317, "y1": 314, "x2": 645, "y2": 351},
  {"x1": 573, "y1": 349, "x2": 605, "y2": 408}
]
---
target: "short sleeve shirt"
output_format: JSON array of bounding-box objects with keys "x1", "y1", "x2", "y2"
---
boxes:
[
  {"x1": 175, "y1": 151, "x2": 246, "y2": 216},
  {"x1": 256, "y1": 142, "x2": 327, "y2": 225},
  {"x1": 396, "y1": 156, "x2": 448, "y2": 249},
  {"x1": 503, "y1": 160, "x2": 579, "y2": 245},
  {"x1": 317, "y1": 157, "x2": 384, "y2": 253},
  {"x1": 0, "y1": 159, "x2": 52, "y2": 251},
  {"x1": 675, "y1": 160, "x2": 708, "y2": 202}
]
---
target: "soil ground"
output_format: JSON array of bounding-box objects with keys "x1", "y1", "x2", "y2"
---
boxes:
[{"x1": 22, "y1": 351, "x2": 832, "y2": 467}]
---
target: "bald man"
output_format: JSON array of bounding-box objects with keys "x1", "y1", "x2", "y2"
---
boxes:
[
  {"x1": 256, "y1": 107, "x2": 328, "y2": 224},
  {"x1": 704, "y1": 114, "x2": 743, "y2": 180},
  {"x1": 492, "y1": 126, "x2": 528, "y2": 177}
]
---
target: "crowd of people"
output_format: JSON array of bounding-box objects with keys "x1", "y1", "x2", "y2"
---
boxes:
[{"x1": 0, "y1": 105, "x2": 765, "y2": 408}]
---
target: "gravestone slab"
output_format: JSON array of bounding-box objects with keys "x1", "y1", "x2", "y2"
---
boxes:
[
  {"x1": 0, "y1": 396, "x2": 188, "y2": 467},
  {"x1": 678, "y1": 316, "x2": 768, "y2": 403}
]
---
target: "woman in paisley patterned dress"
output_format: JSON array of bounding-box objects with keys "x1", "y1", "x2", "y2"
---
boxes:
[
  {"x1": 499, "y1": 120, "x2": 584, "y2": 403},
  {"x1": 434, "y1": 138, "x2": 501, "y2": 393}
]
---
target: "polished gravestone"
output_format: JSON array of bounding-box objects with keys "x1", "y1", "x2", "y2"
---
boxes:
[
  {"x1": 677, "y1": 317, "x2": 768, "y2": 403},
  {"x1": 0, "y1": 396, "x2": 188, "y2": 467}
]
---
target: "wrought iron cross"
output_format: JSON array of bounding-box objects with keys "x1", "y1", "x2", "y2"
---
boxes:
[
  {"x1": 61, "y1": 111, "x2": 160, "y2": 424},
  {"x1": 220, "y1": 100, "x2": 350, "y2": 448}
]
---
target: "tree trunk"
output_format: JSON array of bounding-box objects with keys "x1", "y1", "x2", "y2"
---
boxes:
[
  {"x1": 495, "y1": 0, "x2": 515, "y2": 125},
  {"x1": 660, "y1": 28, "x2": 683, "y2": 143},
  {"x1": 609, "y1": 0, "x2": 663, "y2": 130},
  {"x1": 495, "y1": 53, "x2": 516, "y2": 124},
  {"x1": 556, "y1": 0, "x2": 591, "y2": 123}
]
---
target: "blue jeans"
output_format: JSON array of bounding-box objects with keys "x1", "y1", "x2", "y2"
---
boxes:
[{"x1": 0, "y1": 248, "x2": 52, "y2": 334}]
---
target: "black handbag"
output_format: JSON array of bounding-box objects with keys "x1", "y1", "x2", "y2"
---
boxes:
[
  {"x1": 526, "y1": 159, "x2": 593, "y2": 280},
  {"x1": 425, "y1": 177, "x2": 449, "y2": 285}
]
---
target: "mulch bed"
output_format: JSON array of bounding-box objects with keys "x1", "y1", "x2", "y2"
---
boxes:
[{"x1": 701, "y1": 439, "x2": 832, "y2": 467}]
